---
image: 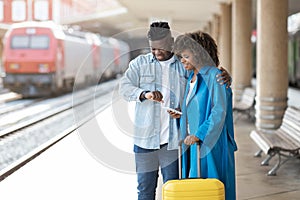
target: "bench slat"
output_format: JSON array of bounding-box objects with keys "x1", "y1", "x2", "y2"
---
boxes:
[
  {"x1": 279, "y1": 124, "x2": 300, "y2": 147},
  {"x1": 234, "y1": 88, "x2": 255, "y2": 109},
  {"x1": 250, "y1": 106, "x2": 300, "y2": 176},
  {"x1": 276, "y1": 129, "x2": 300, "y2": 150},
  {"x1": 233, "y1": 88, "x2": 256, "y2": 123},
  {"x1": 250, "y1": 130, "x2": 272, "y2": 154}
]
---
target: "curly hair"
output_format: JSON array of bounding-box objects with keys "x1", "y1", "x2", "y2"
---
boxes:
[
  {"x1": 147, "y1": 21, "x2": 171, "y2": 41},
  {"x1": 173, "y1": 31, "x2": 219, "y2": 67}
]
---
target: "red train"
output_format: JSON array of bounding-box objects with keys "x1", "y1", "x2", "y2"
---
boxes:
[{"x1": 2, "y1": 21, "x2": 130, "y2": 97}]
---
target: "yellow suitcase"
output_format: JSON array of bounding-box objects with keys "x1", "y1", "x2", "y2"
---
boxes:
[{"x1": 162, "y1": 141, "x2": 225, "y2": 200}]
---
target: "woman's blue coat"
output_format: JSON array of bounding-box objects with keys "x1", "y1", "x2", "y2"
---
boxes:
[{"x1": 180, "y1": 66, "x2": 238, "y2": 200}]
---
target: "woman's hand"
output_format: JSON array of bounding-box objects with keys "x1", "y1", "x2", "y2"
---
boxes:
[
  {"x1": 167, "y1": 108, "x2": 181, "y2": 119},
  {"x1": 184, "y1": 135, "x2": 200, "y2": 145},
  {"x1": 217, "y1": 66, "x2": 232, "y2": 88}
]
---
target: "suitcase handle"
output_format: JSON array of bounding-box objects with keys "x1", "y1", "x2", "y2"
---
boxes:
[{"x1": 178, "y1": 140, "x2": 201, "y2": 179}]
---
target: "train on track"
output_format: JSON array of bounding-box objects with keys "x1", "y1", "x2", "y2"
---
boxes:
[
  {"x1": 252, "y1": 12, "x2": 300, "y2": 88},
  {"x1": 1, "y1": 21, "x2": 130, "y2": 97},
  {"x1": 288, "y1": 13, "x2": 300, "y2": 87}
]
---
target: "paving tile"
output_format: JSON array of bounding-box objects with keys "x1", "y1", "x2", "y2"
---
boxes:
[{"x1": 235, "y1": 118, "x2": 300, "y2": 200}]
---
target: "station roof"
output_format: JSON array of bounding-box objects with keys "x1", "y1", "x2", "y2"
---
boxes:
[
  {"x1": 63, "y1": 0, "x2": 232, "y2": 37},
  {"x1": 1, "y1": 0, "x2": 300, "y2": 38},
  {"x1": 63, "y1": 0, "x2": 300, "y2": 38}
]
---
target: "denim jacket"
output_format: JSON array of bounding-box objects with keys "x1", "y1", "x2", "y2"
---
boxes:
[{"x1": 119, "y1": 53, "x2": 188, "y2": 150}]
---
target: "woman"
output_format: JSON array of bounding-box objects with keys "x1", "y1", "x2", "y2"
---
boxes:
[{"x1": 173, "y1": 31, "x2": 238, "y2": 200}]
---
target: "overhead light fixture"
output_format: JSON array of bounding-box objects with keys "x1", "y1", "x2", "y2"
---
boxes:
[{"x1": 62, "y1": 7, "x2": 128, "y2": 24}]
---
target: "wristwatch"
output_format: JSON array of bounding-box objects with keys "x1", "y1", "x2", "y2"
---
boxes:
[{"x1": 140, "y1": 91, "x2": 150, "y2": 101}]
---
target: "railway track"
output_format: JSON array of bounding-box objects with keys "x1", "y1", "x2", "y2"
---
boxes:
[
  {"x1": 0, "y1": 91, "x2": 22, "y2": 104},
  {"x1": 0, "y1": 98, "x2": 45, "y2": 116},
  {"x1": 0, "y1": 79, "x2": 119, "y2": 181}
]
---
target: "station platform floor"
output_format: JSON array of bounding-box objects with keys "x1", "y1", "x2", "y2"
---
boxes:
[{"x1": 0, "y1": 99, "x2": 300, "y2": 200}]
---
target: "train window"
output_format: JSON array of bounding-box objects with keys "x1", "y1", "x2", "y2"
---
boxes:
[
  {"x1": 0, "y1": 1, "x2": 3, "y2": 21},
  {"x1": 12, "y1": 0, "x2": 26, "y2": 21},
  {"x1": 34, "y1": 0, "x2": 49, "y2": 21},
  {"x1": 11, "y1": 35, "x2": 49, "y2": 49},
  {"x1": 31, "y1": 36, "x2": 49, "y2": 49},
  {"x1": 11, "y1": 35, "x2": 29, "y2": 49}
]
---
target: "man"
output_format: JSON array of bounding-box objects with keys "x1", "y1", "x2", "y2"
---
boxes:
[{"x1": 119, "y1": 22, "x2": 230, "y2": 200}]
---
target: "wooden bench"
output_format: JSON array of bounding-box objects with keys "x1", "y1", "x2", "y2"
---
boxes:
[
  {"x1": 233, "y1": 87, "x2": 256, "y2": 123},
  {"x1": 250, "y1": 106, "x2": 300, "y2": 175}
]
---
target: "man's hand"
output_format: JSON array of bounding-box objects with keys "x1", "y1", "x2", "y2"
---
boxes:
[
  {"x1": 217, "y1": 66, "x2": 232, "y2": 88},
  {"x1": 145, "y1": 91, "x2": 164, "y2": 103}
]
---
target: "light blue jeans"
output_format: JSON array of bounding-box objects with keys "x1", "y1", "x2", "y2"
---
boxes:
[{"x1": 134, "y1": 144, "x2": 179, "y2": 200}]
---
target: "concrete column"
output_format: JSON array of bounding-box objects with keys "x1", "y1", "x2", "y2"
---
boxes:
[
  {"x1": 232, "y1": 0, "x2": 252, "y2": 101},
  {"x1": 0, "y1": 37, "x2": 3, "y2": 88},
  {"x1": 207, "y1": 21, "x2": 212, "y2": 35},
  {"x1": 256, "y1": 0, "x2": 288, "y2": 130},
  {"x1": 203, "y1": 25, "x2": 208, "y2": 33},
  {"x1": 212, "y1": 14, "x2": 221, "y2": 46},
  {"x1": 219, "y1": 3, "x2": 232, "y2": 73}
]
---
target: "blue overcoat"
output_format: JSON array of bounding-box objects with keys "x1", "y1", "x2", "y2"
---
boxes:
[{"x1": 180, "y1": 66, "x2": 238, "y2": 200}]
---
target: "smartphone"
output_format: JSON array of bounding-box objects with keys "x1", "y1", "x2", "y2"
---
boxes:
[{"x1": 162, "y1": 106, "x2": 182, "y2": 115}]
